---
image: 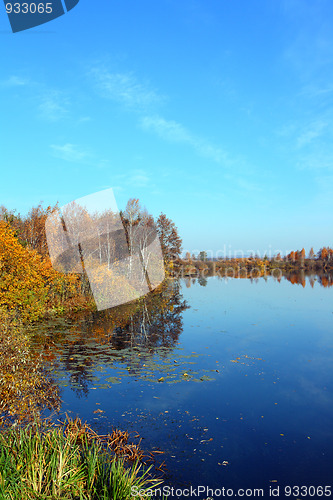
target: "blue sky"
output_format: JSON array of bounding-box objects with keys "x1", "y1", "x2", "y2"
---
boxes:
[{"x1": 1, "y1": 0, "x2": 333, "y2": 257}]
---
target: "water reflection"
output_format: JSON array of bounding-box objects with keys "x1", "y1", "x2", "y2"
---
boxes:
[
  {"x1": 24, "y1": 270, "x2": 333, "y2": 408},
  {"x1": 184, "y1": 268, "x2": 333, "y2": 288},
  {"x1": 30, "y1": 280, "x2": 190, "y2": 398},
  {"x1": 16, "y1": 271, "x2": 333, "y2": 491},
  {"x1": 283, "y1": 270, "x2": 333, "y2": 288}
]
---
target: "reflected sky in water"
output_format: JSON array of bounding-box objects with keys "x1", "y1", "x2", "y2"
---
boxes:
[{"x1": 31, "y1": 275, "x2": 333, "y2": 493}]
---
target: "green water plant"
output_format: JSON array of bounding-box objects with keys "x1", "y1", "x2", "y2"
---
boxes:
[{"x1": 0, "y1": 419, "x2": 163, "y2": 499}]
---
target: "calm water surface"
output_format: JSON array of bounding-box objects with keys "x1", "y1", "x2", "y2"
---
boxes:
[{"x1": 32, "y1": 275, "x2": 333, "y2": 495}]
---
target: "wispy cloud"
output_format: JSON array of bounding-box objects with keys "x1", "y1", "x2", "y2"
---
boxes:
[
  {"x1": 129, "y1": 171, "x2": 150, "y2": 187},
  {"x1": 296, "y1": 119, "x2": 329, "y2": 149},
  {"x1": 77, "y1": 116, "x2": 91, "y2": 124},
  {"x1": 38, "y1": 91, "x2": 69, "y2": 121},
  {"x1": 299, "y1": 84, "x2": 333, "y2": 99},
  {"x1": 89, "y1": 67, "x2": 163, "y2": 112},
  {"x1": 89, "y1": 64, "x2": 241, "y2": 170},
  {"x1": 226, "y1": 175, "x2": 263, "y2": 194},
  {"x1": 282, "y1": 0, "x2": 333, "y2": 81},
  {"x1": 112, "y1": 169, "x2": 152, "y2": 189},
  {"x1": 140, "y1": 115, "x2": 231, "y2": 165},
  {"x1": 2, "y1": 75, "x2": 71, "y2": 122},
  {"x1": 297, "y1": 152, "x2": 333, "y2": 171},
  {"x1": 277, "y1": 120, "x2": 333, "y2": 173},
  {"x1": 276, "y1": 105, "x2": 333, "y2": 172},
  {"x1": 1, "y1": 75, "x2": 29, "y2": 87},
  {"x1": 140, "y1": 116, "x2": 191, "y2": 143},
  {"x1": 50, "y1": 143, "x2": 89, "y2": 162}
]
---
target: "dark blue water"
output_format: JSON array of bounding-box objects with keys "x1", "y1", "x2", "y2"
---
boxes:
[{"x1": 32, "y1": 275, "x2": 333, "y2": 496}]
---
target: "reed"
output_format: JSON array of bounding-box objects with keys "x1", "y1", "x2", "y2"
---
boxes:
[{"x1": 0, "y1": 417, "x2": 163, "y2": 499}]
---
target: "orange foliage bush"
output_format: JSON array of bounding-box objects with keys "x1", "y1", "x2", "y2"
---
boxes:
[{"x1": 0, "y1": 221, "x2": 83, "y2": 322}]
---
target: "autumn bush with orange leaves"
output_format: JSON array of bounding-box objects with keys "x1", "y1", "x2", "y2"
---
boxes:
[{"x1": 0, "y1": 221, "x2": 90, "y2": 322}]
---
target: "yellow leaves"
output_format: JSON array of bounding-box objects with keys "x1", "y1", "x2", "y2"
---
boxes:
[{"x1": 0, "y1": 221, "x2": 86, "y2": 322}]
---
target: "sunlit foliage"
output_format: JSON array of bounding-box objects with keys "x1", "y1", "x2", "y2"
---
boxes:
[{"x1": 0, "y1": 221, "x2": 87, "y2": 322}]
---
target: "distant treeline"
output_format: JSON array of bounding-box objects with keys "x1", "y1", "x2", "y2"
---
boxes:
[{"x1": 176, "y1": 246, "x2": 333, "y2": 277}]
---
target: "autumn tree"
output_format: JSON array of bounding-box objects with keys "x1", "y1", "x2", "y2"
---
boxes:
[
  {"x1": 185, "y1": 252, "x2": 192, "y2": 263},
  {"x1": 136, "y1": 208, "x2": 157, "y2": 265},
  {"x1": 287, "y1": 251, "x2": 296, "y2": 262},
  {"x1": 308, "y1": 247, "x2": 315, "y2": 259},
  {"x1": 156, "y1": 213, "x2": 182, "y2": 264},
  {"x1": 20, "y1": 203, "x2": 59, "y2": 257},
  {"x1": 120, "y1": 199, "x2": 159, "y2": 278},
  {"x1": 318, "y1": 247, "x2": 329, "y2": 260},
  {"x1": 0, "y1": 206, "x2": 23, "y2": 240},
  {"x1": 319, "y1": 246, "x2": 333, "y2": 261},
  {"x1": 199, "y1": 251, "x2": 208, "y2": 261},
  {"x1": 0, "y1": 221, "x2": 83, "y2": 321},
  {"x1": 120, "y1": 198, "x2": 142, "y2": 259},
  {"x1": 94, "y1": 208, "x2": 119, "y2": 270},
  {"x1": 295, "y1": 248, "x2": 306, "y2": 262}
]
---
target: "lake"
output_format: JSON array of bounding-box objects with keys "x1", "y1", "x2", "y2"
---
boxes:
[{"x1": 30, "y1": 274, "x2": 333, "y2": 496}]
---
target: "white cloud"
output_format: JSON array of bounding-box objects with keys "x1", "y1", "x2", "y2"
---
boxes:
[
  {"x1": 300, "y1": 84, "x2": 333, "y2": 99},
  {"x1": 282, "y1": 2, "x2": 333, "y2": 81},
  {"x1": 276, "y1": 111, "x2": 333, "y2": 172},
  {"x1": 296, "y1": 120, "x2": 328, "y2": 149},
  {"x1": 77, "y1": 116, "x2": 91, "y2": 124},
  {"x1": 141, "y1": 116, "x2": 191, "y2": 143},
  {"x1": 89, "y1": 64, "x2": 238, "y2": 169},
  {"x1": 297, "y1": 152, "x2": 333, "y2": 171},
  {"x1": 140, "y1": 115, "x2": 231, "y2": 165},
  {"x1": 50, "y1": 143, "x2": 88, "y2": 162},
  {"x1": 112, "y1": 169, "x2": 152, "y2": 189},
  {"x1": 1, "y1": 76, "x2": 29, "y2": 87},
  {"x1": 90, "y1": 67, "x2": 163, "y2": 112},
  {"x1": 38, "y1": 91, "x2": 69, "y2": 121},
  {"x1": 129, "y1": 173, "x2": 150, "y2": 187}
]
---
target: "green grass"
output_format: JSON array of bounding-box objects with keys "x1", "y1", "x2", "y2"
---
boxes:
[{"x1": 0, "y1": 421, "x2": 162, "y2": 499}]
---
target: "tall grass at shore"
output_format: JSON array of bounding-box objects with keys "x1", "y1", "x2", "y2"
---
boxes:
[{"x1": 0, "y1": 418, "x2": 162, "y2": 499}]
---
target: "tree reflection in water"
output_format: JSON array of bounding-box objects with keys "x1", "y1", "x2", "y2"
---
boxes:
[
  {"x1": 31, "y1": 279, "x2": 189, "y2": 398},
  {"x1": 282, "y1": 269, "x2": 333, "y2": 288},
  {"x1": 30, "y1": 271, "x2": 333, "y2": 401}
]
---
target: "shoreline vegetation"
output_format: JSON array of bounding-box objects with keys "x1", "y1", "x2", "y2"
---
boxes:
[
  {"x1": 0, "y1": 199, "x2": 332, "y2": 496},
  {"x1": 0, "y1": 200, "x2": 179, "y2": 498},
  {"x1": 0, "y1": 416, "x2": 163, "y2": 499},
  {"x1": 174, "y1": 250, "x2": 333, "y2": 284},
  {"x1": 0, "y1": 308, "x2": 166, "y2": 498},
  {"x1": 0, "y1": 200, "x2": 182, "y2": 322},
  {"x1": 1, "y1": 200, "x2": 332, "y2": 323}
]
